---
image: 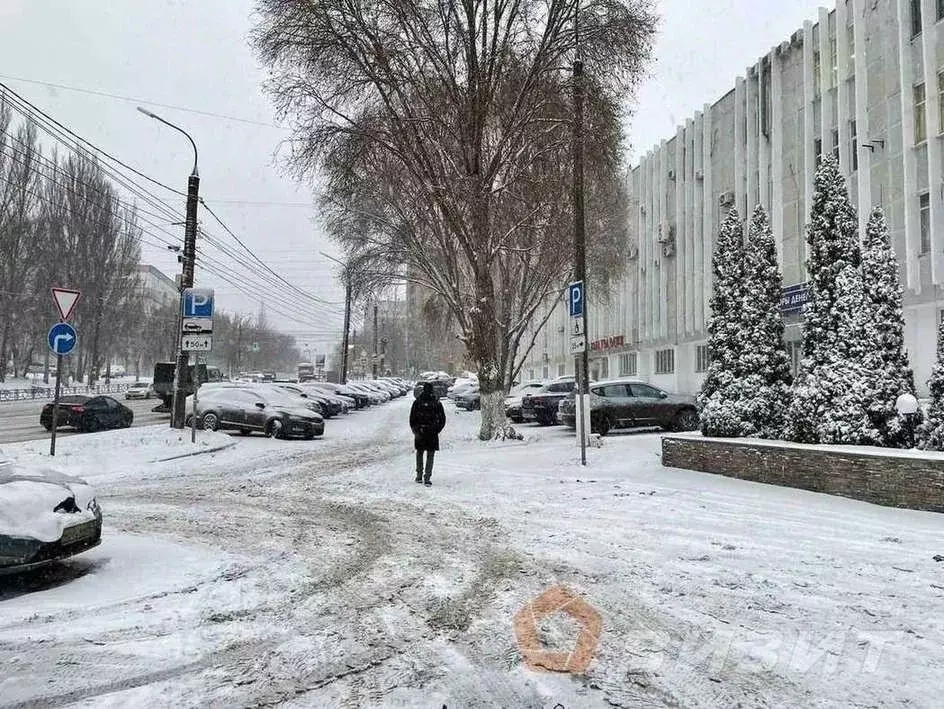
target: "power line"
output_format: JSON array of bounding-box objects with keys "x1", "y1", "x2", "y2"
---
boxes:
[{"x1": 0, "y1": 73, "x2": 286, "y2": 130}]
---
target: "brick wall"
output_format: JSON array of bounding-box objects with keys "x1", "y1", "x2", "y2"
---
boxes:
[{"x1": 662, "y1": 436, "x2": 944, "y2": 513}]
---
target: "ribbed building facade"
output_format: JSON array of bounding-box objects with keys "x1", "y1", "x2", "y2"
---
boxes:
[{"x1": 523, "y1": 0, "x2": 944, "y2": 396}]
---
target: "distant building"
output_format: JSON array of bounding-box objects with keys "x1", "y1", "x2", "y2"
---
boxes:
[
  {"x1": 525, "y1": 0, "x2": 944, "y2": 396},
  {"x1": 136, "y1": 264, "x2": 177, "y2": 310}
]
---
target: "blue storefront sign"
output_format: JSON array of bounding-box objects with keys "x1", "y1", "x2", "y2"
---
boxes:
[{"x1": 780, "y1": 282, "x2": 809, "y2": 316}]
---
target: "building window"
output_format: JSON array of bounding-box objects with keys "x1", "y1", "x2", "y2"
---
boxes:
[
  {"x1": 558, "y1": 363, "x2": 566, "y2": 377},
  {"x1": 915, "y1": 83, "x2": 927, "y2": 144},
  {"x1": 599, "y1": 358, "x2": 609, "y2": 379},
  {"x1": 695, "y1": 345, "x2": 710, "y2": 373},
  {"x1": 912, "y1": 0, "x2": 922, "y2": 37},
  {"x1": 850, "y1": 120, "x2": 858, "y2": 171},
  {"x1": 655, "y1": 349, "x2": 675, "y2": 375},
  {"x1": 542, "y1": 365, "x2": 549, "y2": 379},
  {"x1": 814, "y1": 137, "x2": 823, "y2": 166},
  {"x1": 831, "y1": 127, "x2": 840, "y2": 162},
  {"x1": 848, "y1": 25, "x2": 855, "y2": 63},
  {"x1": 938, "y1": 70, "x2": 944, "y2": 135},
  {"x1": 920, "y1": 192, "x2": 931, "y2": 254},
  {"x1": 787, "y1": 341, "x2": 803, "y2": 378},
  {"x1": 528, "y1": 369, "x2": 535, "y2": 381},
  {"x1": 939, "y1": 0, "x2": 944, "y2": 21},
  {"x1": 619, "y1": 352, "x2": 637, "y2": 376},
  {"x1": 813, "y1": 51, "x2": 821, "y2": 97},
  {"x1": 829, "y1": 37, "x2": 838, "y2": 89}
]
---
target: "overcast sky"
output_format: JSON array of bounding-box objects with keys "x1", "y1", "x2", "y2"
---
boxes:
[{"x1": 0, "y1": 0, "x2": 824, "y2": 354}]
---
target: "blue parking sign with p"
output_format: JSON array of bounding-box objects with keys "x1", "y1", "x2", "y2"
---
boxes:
[
  {"x1": 568, "y1": 280, "x2": 584, "y2": 318},
  {"x1": 183, "y1": 288, "x2": 214, "y2": 318}
]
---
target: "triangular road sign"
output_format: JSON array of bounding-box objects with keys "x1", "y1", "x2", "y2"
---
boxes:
[{"x1": 52, "y1": 288, "x2": 81, "y2": 322}]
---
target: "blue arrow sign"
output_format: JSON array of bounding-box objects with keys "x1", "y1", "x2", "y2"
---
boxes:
[
  {"x1": 568, "y1": 280, "x2": 585, "y2": 318},
  {"x1": 48, "y1": 322, "x2": 77, "y2": 356}
]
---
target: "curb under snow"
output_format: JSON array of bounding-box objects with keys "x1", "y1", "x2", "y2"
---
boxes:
[{"x1": 151, "y1": 439, "x2": 239, "y2": 463}]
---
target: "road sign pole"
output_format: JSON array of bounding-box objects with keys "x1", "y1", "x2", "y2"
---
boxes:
[
  {"x1": 172, "y1": 171, "x2": 201, "y2": 429},
  {"x1": 191, "y1": 355, "x2": 200, "y2": 443},
  {"x1": 49, "y1": 354, "x2": 62, "y2": 457},
  {"x1": 572, "y1": 14, "x2": 590, "y2": 466}
]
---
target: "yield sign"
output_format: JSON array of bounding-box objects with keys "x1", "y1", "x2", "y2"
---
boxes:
[{"x1": 51, "y1": 288, "x2": 81, "y2": 322}]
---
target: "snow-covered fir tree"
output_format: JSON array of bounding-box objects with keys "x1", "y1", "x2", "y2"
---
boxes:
[
  {"x1": 860, "y1": 207, "x2": 921, "y2": 446},
  {"x1": 698, "y1": 207, "x2": 748, "y2": 437},
  {"x1": 786, "y1": 156, "x2": 873, "y2": 444},
  {"x1": 737, "y1": 206, "x2": 793, "y2": 438},
  {"x1": 918, "y1": 318, "x2": 944, "y2": 450}
]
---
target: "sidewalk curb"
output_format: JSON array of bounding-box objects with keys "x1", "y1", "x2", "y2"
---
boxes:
[{"x1": 152, "y1": 439, "x2": 238, "y2": 463}]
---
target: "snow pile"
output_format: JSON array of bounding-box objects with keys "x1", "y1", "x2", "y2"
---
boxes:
[
  {"x1": 1, "y1": 426, "x2": 235, "y2": 483},
  {"x1": 0, "y1": 460, "x2": 99, "y2": 541}
]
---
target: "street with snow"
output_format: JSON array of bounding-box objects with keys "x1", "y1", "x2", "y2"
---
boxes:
[{"x1": 1, "y1": 398, "x2": 942, "y2": 708}]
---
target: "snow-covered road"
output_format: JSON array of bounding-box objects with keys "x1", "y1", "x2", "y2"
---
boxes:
[{"x1": 1, "y1": 399, "x2": 942, "y2": 708}]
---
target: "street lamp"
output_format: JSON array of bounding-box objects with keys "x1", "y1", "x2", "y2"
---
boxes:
[
  {"x1": 895, "y1": 393, "x2": 920, "y2": 449},
  {"x1": 137, "y1": 106, "x2": 200, "y2": 429}
]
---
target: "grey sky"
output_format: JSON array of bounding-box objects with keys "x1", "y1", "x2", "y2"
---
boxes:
[{"x1": 0, "y1": 0, "x2": 825, "y2": 354}]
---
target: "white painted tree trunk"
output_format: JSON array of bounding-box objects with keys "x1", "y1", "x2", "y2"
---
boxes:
[{"x1": 479, "y1": 390, "x2": 507, "y2": 441}]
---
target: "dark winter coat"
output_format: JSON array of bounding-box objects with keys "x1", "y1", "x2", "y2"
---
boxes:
[{"x1": 410, "y1": 391, "x2": 446, "y2": 451}]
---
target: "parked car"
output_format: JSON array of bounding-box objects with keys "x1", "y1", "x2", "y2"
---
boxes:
[
  {"x1": 413, "y1": 378, "x2": 451, "y2": 399},
  {"x1": 0, "y1": 458, "x2": 103, "y2": 572},
  {"x1": 504, "y1": 381, "x2": 546, "y2": 423},
  {"x1": 186, "y1": 387, "x2": 324, "y2": 439},
  {"x1": 455, "y1": 382, "x2": 481, "y2": 410},
  {"x1": 40, "y1": 395, "x2": 134, "y2": 433},
  {"x1": 447, "y1": 377, "x2": 478, "y2": 400},
  {"x1": 520, "y1": 377, "x2": 576, "y2": 425},
  {"x1": 558, "y1": 379, "x2": 699, "y2": 435},
  {"x1": 124, "y1": 382, "x2": 154, "y2": 400}
]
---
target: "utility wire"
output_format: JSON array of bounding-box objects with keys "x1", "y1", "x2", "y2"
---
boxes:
[{"x1": 0, "y1": 73, "x2": 286, "y2": 129}]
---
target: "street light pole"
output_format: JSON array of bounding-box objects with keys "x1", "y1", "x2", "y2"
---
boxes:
[{"x1": 137, "y1": 107, "x2": 200, "y2": 429}]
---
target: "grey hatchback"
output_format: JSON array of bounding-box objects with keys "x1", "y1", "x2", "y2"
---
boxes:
[{"x1": 558, "y1": 379, "x2": 698, "y2": 435}]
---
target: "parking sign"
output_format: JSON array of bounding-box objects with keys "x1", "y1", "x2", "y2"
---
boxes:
[
  {"x1": 183, "y1": 288, "x2": 214, "y2": 318},
  {"x1": 568, "y1": 281, "x2": 584, "y2": 318}
]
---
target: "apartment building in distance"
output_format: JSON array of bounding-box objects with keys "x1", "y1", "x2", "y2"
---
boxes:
[{"x1": 524, "y1": 0, "x2": 944, "y2": 396}]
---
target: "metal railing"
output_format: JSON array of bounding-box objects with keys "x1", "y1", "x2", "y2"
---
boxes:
[{"x1": 0, "y1": 382, "x2": 134, "y2": 403}]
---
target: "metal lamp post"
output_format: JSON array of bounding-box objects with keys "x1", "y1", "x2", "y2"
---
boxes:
[
  {"x1": 137, "y1": 107, "x2": 200, "y2": 429},
  {"x1": 895, "y1": 393, "x2": 920, "y2": 449}
]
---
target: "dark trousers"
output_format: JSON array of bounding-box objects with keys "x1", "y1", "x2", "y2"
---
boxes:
[{"x1": 415, "y1": 449, "x2": 435, "y2": 480}]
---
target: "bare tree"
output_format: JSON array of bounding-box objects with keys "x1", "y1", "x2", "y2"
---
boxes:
[{"x1": 253, "y1": 0, "x2": 655, "y2": 438}]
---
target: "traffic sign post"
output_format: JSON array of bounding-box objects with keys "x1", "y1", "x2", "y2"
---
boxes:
[
  {"x1": 48, "y1": 288, "x2": 80, "y2": 456},
  {"x1": 568, "y1": 280, "x2": 590, "y2": 462},
  {"x1": 568, "y1": 280, "x2": 584, "y2": 318},
  {"x1": 176, "y1": 288, "x2": 214, "y2": 430}
]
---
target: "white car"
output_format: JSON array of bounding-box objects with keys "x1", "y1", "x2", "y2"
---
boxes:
[
  {"x1": 0, "y1": 458, "x2": 103, "y2": 572},
  {"x1": 504, "y1": 381, "x2": 547, "y2": 423},
  {"x1": 447, "y1": 377, "x2": 478, "y2": 400},
  {"x1": 124, "y1": 382, "x2": 153, "y2": 400}
]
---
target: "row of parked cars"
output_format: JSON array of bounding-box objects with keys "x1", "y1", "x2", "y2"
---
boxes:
[
  {"x1": 184, "y1": 377, "x2": 414, "y2": 440},
  {"x1": 505, "y1": 375, "x2": 699, "y2": 435}
]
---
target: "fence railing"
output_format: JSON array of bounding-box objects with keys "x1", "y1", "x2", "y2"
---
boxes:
[{"x1": 0, "y1": 383, "x2": 134, "y2": 403}]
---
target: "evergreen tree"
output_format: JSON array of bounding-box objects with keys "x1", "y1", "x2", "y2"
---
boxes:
[
  {"x1": 737, "y1": 206, "x2": 793, "y2": 438},
  {"x1": 698, "y1": 208, "x2": 748, "y2": 437},
  {"x1": 918, "y1": 318, "x2": 944, "y2": 450},
  {"x1": 860, "y1": 207, "x2": 921, "y2": 446},
  {"x1": 786, "y1": 156, "x2": 872, "y2": 443}
]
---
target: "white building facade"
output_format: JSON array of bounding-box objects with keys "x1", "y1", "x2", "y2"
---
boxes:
[{"x1": 523, "y1": 0, "x2": 944, "y2": 396}]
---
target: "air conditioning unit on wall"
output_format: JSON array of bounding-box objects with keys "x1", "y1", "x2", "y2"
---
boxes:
[
  {"x1": 719, "y1": 190, "x2": 735, "y2": 207},
  {"x1": 657, "y1": 223, "x2": 676, "y2": 258},
  {"x1": 667, "y1": 168, "x2": 676, "y2": 181},
  {"x1": 628, "y1": 243, "x2": 639, "y2": 260}
]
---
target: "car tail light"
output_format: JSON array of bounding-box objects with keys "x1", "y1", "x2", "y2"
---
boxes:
[{"x1": 71, "y1": 406, "x2": 85, "y2": 413}]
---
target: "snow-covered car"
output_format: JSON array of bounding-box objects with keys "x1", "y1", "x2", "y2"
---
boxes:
[
  {"x1": 455, "y1": 383, "x2": 481, "y2": 410},
  {"x1": 124, "y1": 382, "x2": 153, "y2": 400},
  {"x1": 504, "y1": 381, "x2": 546, "y2": 423},
  {"x1": 0, "y1": 458, "x2": 103, "y2": 572},
  {"x1": 447, "y1": 377, "x2": 478, "y2": 400}
]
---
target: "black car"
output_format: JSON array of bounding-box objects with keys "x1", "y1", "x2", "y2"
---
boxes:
[
  {"x1": 558, "y1": 379, "x2": 699, "y2": 435},
  {"x1": 189, "y1": 388, "x2": 325, "y2": 439},
  {"x1": 40, "y1": 395, "x2": 134, "y2": 433},
  {"x1": 520, "y1": 378, "x2": 576, "y2": 425},
  {"x1": 413, "y1": 379, "x2": 452, "y2": 399}
]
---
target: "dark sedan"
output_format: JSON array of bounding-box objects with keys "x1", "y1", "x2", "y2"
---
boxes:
[
  {"x1": 520, "y1": 378, "x2": 576, "y2": 425},
  {"x1": 558, "y1": 379, "x2": 698, "y2": 435},
  {"x1": 40, "y1": 395, "x2": 134, "y2": 433}
]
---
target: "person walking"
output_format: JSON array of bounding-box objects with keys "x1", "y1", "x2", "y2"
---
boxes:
[{"x1": 410, "y1": 381, "x2": 446, "y2": 486}]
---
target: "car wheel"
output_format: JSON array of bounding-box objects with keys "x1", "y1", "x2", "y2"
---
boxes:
[
  {"x1": 84, "y1": 416, "x2": 100, "y2": 433},
  {"x1": 591, "y1": 412, "x2": 611, "y2": 436},
  {"x1": 672, "y1": 408, "x2": 699, "y2": 432},
  {"x1": 265, "y1": 419, "x2": 284, "y2": 439},
  {"x1": 202, "y1": 412, "x2": 220, "y2": 431},
  {"x1": 42, "y1": 422, "x2": 52, "y2": 431},
  {"x1": 122, "y1": 415, "x2": 133, "y2": 428}
]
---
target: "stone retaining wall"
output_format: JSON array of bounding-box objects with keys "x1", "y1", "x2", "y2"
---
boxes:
[{"x1": 662, "y1": 435, "x2": 944, "y2": 513}]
